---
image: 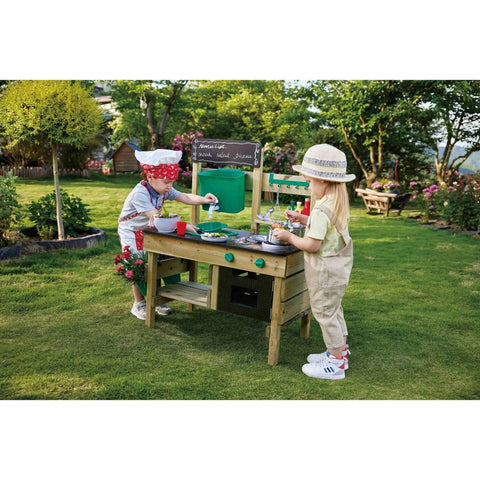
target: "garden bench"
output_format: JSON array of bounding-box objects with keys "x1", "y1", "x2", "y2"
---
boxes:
[{"x1": 355, "y1": 188, "x2": 411, "y2": 216}]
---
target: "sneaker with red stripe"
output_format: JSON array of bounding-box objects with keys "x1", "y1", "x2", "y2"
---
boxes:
[{"x1": 307, "y1": 345, "x2": 350, "y2": 369}]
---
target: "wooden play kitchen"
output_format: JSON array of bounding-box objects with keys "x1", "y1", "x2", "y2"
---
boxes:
[{"x1": 142, "y1": 139, "x2": 314, "y2": 365}]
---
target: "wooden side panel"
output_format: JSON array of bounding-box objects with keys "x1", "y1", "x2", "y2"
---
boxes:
[
  {"x1": 280, "y1": 290, "x2": 311, "y2": 325},
  {"x1": 155, "y1": 257, "x2": 190, "y2": 279}
]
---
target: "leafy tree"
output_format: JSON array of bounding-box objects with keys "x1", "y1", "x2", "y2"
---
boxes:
[
  {"x1": 176, "y1": 80, "x2": 311, "y2": 147},
  {"x1": 108, "y1": 80, "x2": 188, "y2": 150},
  {"x1": 306, "y1": 80, "x2": 424, "y2": 186},
  {"x1": 414, "y1": 80, "x2": 480, "y2": 184},
  {"x1": 0, "y1": 80, "x2": 104, "y2": 239}
]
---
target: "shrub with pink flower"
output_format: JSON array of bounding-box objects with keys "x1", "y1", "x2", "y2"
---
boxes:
[
  {"x1": 408, "y1": 171, "x2": 480, "y2": 229},
  {"x1": 370, "y1": 179, "x2": 400, "y2": 192},
  {"x1": 171, "y1": 131, "x2": 204, "y2": 186},
  {"x1": 114, "y1": 246, "x2": 147, "y2": 286},
  {"x1": 263, "y1": 143, "x2": 297, "y2": 174}
]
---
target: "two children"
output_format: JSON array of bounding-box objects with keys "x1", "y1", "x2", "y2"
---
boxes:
[{"x1": 273, "y1": 144, "x2": 355, "y2": 380}]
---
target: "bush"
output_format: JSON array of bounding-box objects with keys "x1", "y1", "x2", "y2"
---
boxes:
[
  {"x1": 409, "y1": 172, "x2": 480, "y2": 230},
  {"x1": 27, "y1": 190, "x2": 92, "y2": 239},
  {"x1": 171, "y1": 131, "x2": 204, "y2": 175},
  {"x1": 0, "y1": 172, "x2": 22, "y2": 247},
  {"x1": 263, "y1": 143, "x2": 296, "y2": 174}
]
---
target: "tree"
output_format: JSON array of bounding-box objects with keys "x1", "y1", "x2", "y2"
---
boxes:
[
  {"x1": 109, "y1": 80, "x2": 188, "y2": 150},
  {"x1": 0, "y1": 80, "x2": 104, "y2": 239},
  {"x1": 306, "y1": 80, "x2": 424, "y2": 186},
  {"x1": 415, "y1": 80, "x2": 480, "y2": 184},
  {"x1": 176, "y1": 80, "x2": 311, "y2": 147}
]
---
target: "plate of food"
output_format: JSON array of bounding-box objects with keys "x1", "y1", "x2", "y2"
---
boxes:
[{"x1": 201, "y1": 232, "x2": 228, "y2": 242}]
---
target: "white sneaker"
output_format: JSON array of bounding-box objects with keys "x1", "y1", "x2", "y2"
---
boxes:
[
  {"x1": 131, "y1": 300, "x2": 147, "y2": 320},
  {"x1": 302, "y1": 355, "x2": 346, "y2": 380},
  {"x1": 307, "y1": 345, "x2": 350, "y2": 369},
  {"x1": 155, "y1": 304, "x2": 172, "y2": 316}
]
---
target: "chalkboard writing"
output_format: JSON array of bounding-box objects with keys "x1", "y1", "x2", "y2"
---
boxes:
[{"x1": 191, "y1": 138, "x2": 262, "y2": 168}]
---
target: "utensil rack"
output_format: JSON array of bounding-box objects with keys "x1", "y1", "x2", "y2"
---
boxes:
[{"x1": 268, "y1": 173, "x2": 309, "y2": 190}]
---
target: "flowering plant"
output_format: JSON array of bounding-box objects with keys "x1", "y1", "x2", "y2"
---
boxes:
[
  {"x1": 263, "y1": 143, "x2": 296, "y2": 174},
  {"x1": 114, "y1": 246, "x2": 147, "y2": 286},
  {"x1": 370, "y1": 179, "x2": 400, "y2": 191},
  {"x1": 408, "y1": 171, "x2": 480, "y2": 229}
]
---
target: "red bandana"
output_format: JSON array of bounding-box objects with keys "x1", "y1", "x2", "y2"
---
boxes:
[{"x1": 141, "y1": 163, "x2": 179, "y2": 180}]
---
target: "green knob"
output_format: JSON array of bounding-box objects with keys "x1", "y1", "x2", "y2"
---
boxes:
[
  {"x1": 254, "y1": 258, "x2": 265, "y2": 268},
  {"x1": 225, "y1": 253, "x2": 234, "y2": 262}
]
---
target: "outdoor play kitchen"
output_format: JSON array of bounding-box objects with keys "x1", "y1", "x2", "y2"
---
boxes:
[{"x1": 141, "y1": 138, "x2": 314, "y2": 365}]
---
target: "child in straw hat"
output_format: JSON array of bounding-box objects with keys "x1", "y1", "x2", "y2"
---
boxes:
[
  {"x1": 273, "y1": 144, "x2": 355, "y2": 380},
  {"x1": 118, "y1": 149, "x2": 218, "y2": 320}
]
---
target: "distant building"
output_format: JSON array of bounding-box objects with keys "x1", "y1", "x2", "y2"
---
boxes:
[
  {"x1": 94, "y1": 82, "x2": 117, "y2": 121},
  {"x1": 112, "y1": 141, "x2": 141, "y2": 173}
]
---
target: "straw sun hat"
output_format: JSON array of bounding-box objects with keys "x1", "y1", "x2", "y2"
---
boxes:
[{"x1": 293, "y1": 144, "x2": 355, "y2": 183}]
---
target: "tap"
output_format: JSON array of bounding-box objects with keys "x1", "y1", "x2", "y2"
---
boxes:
[{"x1": 208, "y1": 202, "x2": 219, "y2": 219}]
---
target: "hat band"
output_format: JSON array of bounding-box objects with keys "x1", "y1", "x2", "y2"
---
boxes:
[
  {"x1": 302, "y1": 155, "x2": 348, "y2": 179},
  {"x1": 141, "y1": 163, "x2": 179, "y2": 180},
  {"x1": 300, "y1": 165, "x2": 349, "y2": 179},
  {"x1": 303, "y1": 155, "x2": 346, "y2": 170}
]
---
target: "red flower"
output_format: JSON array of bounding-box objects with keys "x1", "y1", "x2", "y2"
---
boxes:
[
  {"x1": 122, "y1": 250, "x2": 131, "y2": 260},
  {"x1": 116, "y1": 265, "x2": 122, "y2": 274},
  {"x1": 114, "y1": 253, "x2": 121, "y2": 264}
]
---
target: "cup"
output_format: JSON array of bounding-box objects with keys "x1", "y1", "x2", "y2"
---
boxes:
[{"x1": 176, "y1": 221, "x2": 187, "y2": 236}]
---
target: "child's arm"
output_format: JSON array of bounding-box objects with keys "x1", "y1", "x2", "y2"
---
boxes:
[
  {"x1": 175, "y1": 192, "x2": 218, "y2": 206},
  {"x1": 273, "y1": 229, "x2": 321, "y2": 253}
]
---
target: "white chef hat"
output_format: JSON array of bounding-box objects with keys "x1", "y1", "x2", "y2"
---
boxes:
[{"x1": 135, "y1": 149, "x2": 182, "y2": 179}]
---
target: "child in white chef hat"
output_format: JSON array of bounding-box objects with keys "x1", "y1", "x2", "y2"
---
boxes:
[{"x1": 118, "y1": 148, "x2": 218, "y2": 320}]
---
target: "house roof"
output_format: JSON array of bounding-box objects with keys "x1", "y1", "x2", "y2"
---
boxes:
[{"x1": 112, "y1": 141, "x2": 141, "y2": 157}]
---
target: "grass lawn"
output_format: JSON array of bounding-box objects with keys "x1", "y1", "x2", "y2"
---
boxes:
[{"x1": 1, "y1": 172, "x2": 479, "y2": 400}]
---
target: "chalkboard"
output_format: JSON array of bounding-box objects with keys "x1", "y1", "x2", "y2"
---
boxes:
[{"x1": 191, "y1": 138, "x2": 262, "y2": 168}]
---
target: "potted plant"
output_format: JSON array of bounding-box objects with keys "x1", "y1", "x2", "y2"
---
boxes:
[
  {"x1": 23, "y1": 189, "x2": 105, "y2": 249},
  {"x1": 102, "y1": 158, "x2": 114, "y2": 175},
  {"x1": 114, "y1": 246, "x2": 148, "y2": 295}
]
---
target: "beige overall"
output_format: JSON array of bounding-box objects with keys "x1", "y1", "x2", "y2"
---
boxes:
[{"x1": 304, "y1": 203, "x2": 353, "y2": 350}]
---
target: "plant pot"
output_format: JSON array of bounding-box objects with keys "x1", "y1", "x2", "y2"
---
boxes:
[
  {"x1": 0, "y1": 242, "x2": 22, "y2": 260},
  {"x1": 20, "y1": 227, "x2": 105, "y2": 250}
]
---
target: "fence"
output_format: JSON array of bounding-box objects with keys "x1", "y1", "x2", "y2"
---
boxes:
[{"x1": 0, "y1": 166, "x2": 90, "y2": 178}]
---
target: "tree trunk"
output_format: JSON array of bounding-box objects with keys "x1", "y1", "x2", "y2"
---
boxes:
[
  {"x1": 146, "y1": 102, "x2": 157, "y2": 150},
  {"x1": 52, "y1": 144, "x2": 65, "y2": 240}
]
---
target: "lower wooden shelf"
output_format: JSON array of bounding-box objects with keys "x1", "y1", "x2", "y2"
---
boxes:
[{"x1": 157, "y1": 280, "x2": 210, "y2": 307}]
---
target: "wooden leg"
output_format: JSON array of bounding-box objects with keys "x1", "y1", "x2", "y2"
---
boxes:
[
  {"x1": 145, "y1": 252, "x2": 158, "y2": 328},
  {"x1": 268, "y1": 278, "x2": 284, "y2": 366},
  {"x1": 188, "y1": 260, "x2": 198, "y2": 312},
  {"x1": 300, "y1": 313, "x2": 310, "y2": 339},
  {"x1": 268, "y1": 318, "x2": 281, "y2": 366}
]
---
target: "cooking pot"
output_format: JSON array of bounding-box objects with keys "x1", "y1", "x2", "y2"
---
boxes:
[
  {"x1": 267, "y1": 222, "x2": 289, "y2": 245},
  {"x1": 267, "y1": 221, "x2": 305, "y2": 245},
  {"x1": 289, "y1": 222, "x2": 305, "y2": 237}
]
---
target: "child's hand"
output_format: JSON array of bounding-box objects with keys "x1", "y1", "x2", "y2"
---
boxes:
[
  {"x1": 285, "y1": 210, "x2": 298, "y2": 222},
  {"x1": 186, "y1": 223, "x2": 197, "y2": 233},
  {"x1": 273, "y1": 228, "x2": 291, "y2": 243},
  {"x1": 204, "y1": 193, "x2": 218, "y2": 204}
]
